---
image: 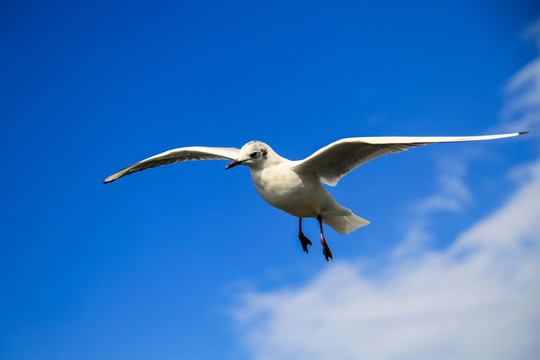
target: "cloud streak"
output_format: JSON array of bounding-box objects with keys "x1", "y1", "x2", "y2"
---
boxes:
[{"x1": 394, "y1": 156, "x2": 471, "y2": 258}]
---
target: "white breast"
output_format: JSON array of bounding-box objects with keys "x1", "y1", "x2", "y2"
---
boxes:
[{"x1": 250, "y1": 164, "x2": 331, "y2": 218}]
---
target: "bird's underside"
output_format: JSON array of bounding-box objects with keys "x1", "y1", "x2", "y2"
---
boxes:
[{"x1": 104, "y1": 132, "x2": 528, "y2": 261}]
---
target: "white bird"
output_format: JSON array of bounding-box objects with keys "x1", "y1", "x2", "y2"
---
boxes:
[{"x1": 105, "y1": 132, "x2": 528, "y2": 261}]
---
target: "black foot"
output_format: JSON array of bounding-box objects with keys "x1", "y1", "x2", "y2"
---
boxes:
[
  {"x1": 298, "y1": 233, "x2": 313, "y2": 253},
  {"x1": 322, "y1": 241, "x2": 333, "y2": 261}
]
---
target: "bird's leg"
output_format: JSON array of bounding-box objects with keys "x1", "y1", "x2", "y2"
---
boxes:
[
  {"x1": 317, "y1": 214, "x2": 333, "y2": 261},
  {"x1": 298, "y1": 218, "x2": 312, "y2": 253}
]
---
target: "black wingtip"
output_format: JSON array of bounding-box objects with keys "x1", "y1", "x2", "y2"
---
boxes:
[{"x1": 519, "y1": 131, "x2": 530, "y2": 135}]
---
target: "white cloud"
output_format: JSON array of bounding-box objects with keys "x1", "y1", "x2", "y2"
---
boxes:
[
  {"x1": 232, "y1": 18, "x2": 540, "y2": 360},
  {"x1": 234, "y1": 159, "x2": 540, "y2": 360}
]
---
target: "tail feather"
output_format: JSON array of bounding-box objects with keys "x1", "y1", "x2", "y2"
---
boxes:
[{"x1": 323, "y1": 213, "x2": 370, "y2": 235}]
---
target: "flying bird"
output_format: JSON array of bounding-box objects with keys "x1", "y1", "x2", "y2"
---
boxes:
[{"x1": 105, "y1": 132, "x2": 528, "y2": 261}]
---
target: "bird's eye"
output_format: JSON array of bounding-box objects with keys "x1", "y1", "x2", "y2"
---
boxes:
[{"x1": 250, "y1": 152, "x2": 258, "y2": 158}]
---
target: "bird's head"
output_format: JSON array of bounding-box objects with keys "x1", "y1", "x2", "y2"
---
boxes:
[{"x1": 225, "y1": 141, "x2": 270, "y2": 170}]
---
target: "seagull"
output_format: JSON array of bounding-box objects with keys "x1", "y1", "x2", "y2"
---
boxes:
[{"x1": 105, "y1": 132, "x2": 528, "y2": 261}]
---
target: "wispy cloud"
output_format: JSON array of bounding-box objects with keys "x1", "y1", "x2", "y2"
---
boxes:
[
  {"x1": 394, "y1": 156, "x2": 471, "y2": 257},
  {"x1": 501, "y1": 56, "x2": 540, "y2": 134},
  {"x1": 500, "y1": 18, "x2": 540, "y2": 135},
  {"x1": 232, "y1": 18, "x2": 540, "y2": 360}
]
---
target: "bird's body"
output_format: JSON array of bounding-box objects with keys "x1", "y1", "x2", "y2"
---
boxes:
[
  {"x1": 251, "y1": 160, "x2": 318, "y2": 218},
  {"x1": 105, "y1": 132, "x2": 528, "y2": 260},
  {"x1": 249, "y1": 149, "x2": 334, "y2": 217},
  {"x1": 248, "y1": 150, "x2": 365, "y2": 234}
]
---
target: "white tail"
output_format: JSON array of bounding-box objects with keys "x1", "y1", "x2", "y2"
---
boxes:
[{"x1": 323, "y1": 213, "x2": 370, "y2": 235}]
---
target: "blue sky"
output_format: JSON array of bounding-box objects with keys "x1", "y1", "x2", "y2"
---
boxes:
[{"x1": 1, "y1": 1, "x2": 539, "y2": 359}]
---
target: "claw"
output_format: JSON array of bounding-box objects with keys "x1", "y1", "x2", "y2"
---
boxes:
[
  {"x1": 298, "y1": 218, "x2": 313, "y2": 254},
  {"x1": 322, "y1": 242, "x2": 333, "y2": 261},
  {"x1": 298, "y1": 233, "x2": 313, "y2": 253}
]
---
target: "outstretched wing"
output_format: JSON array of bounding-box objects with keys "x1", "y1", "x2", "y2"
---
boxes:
[
  {"x1": 293, "y1": 132, "x2": 527, "y2": 186},
  {"x1": 104, "y1": 146, "x2": 240, "y2": 183}
]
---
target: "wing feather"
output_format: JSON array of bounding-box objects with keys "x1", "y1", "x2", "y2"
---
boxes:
[
  {"x1": 293, "y1": 133, "x2": 526, "y2": 186},
  {"x1": 104, "y1": 146, "x2": 240, "y2": 183}
]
